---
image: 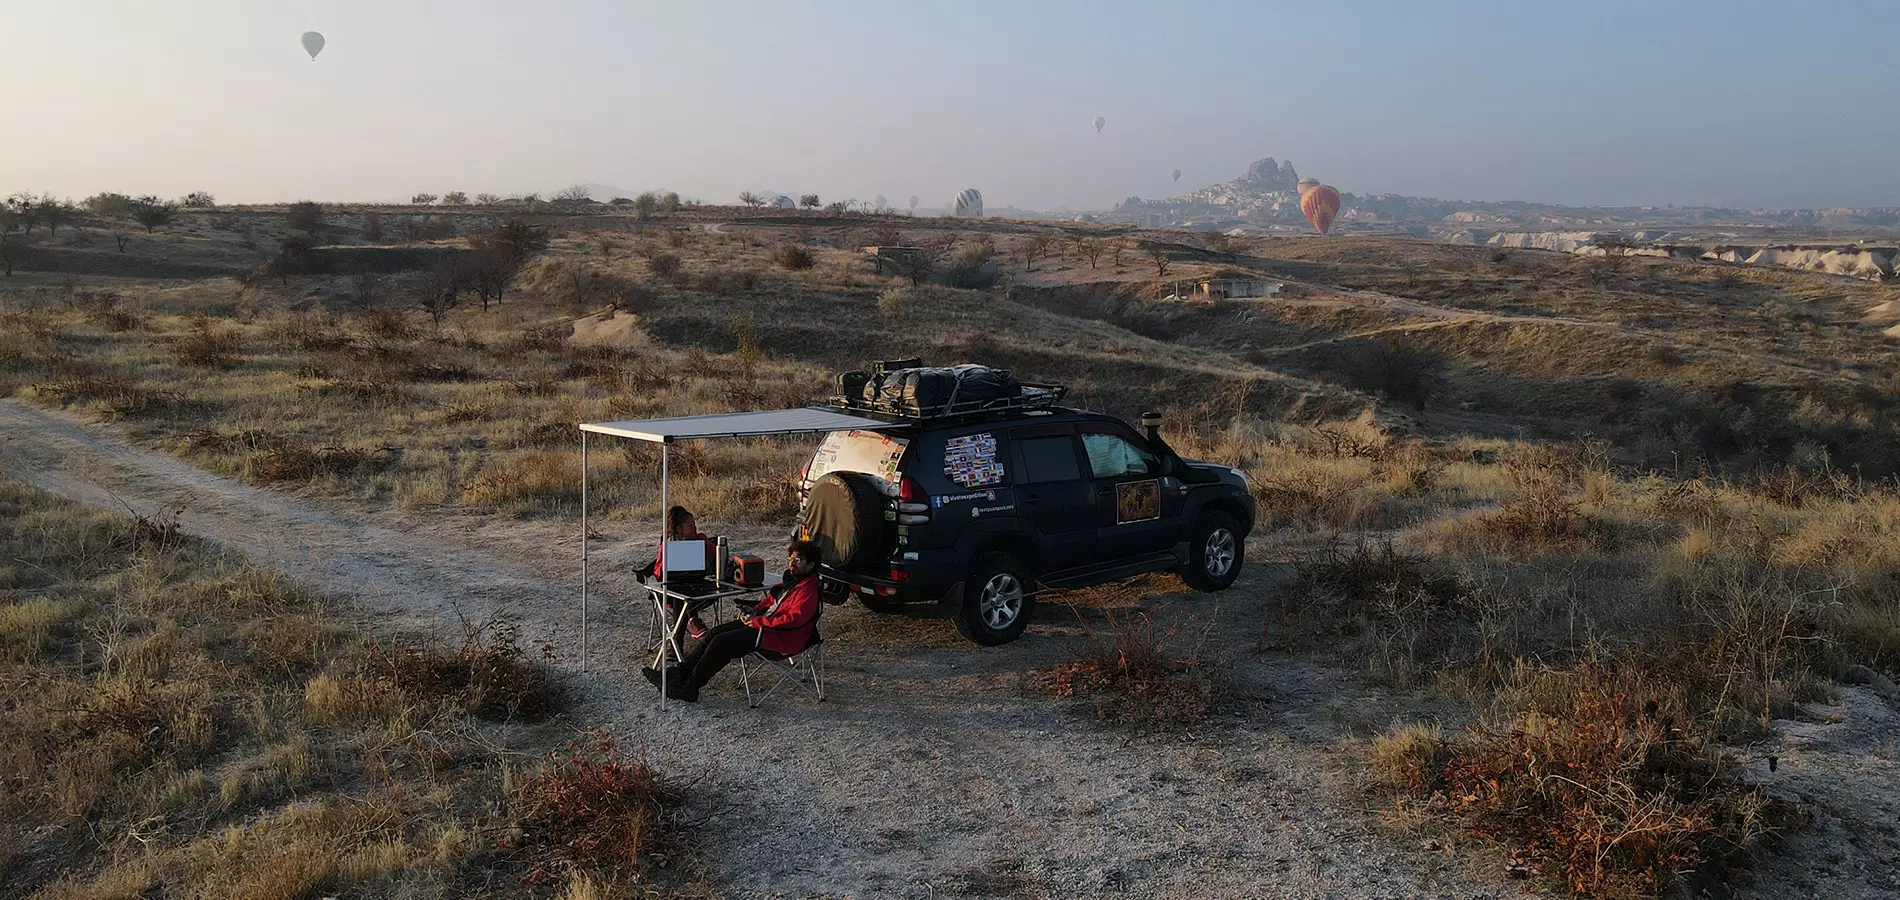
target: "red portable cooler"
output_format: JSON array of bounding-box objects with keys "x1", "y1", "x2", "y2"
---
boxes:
[{"x1": 730, "y1": 555, "x2": 765, "y2": 588}]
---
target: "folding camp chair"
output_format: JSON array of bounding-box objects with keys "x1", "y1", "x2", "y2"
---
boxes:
[{"x1": 738, "y1": 628, "x2": 826, "y2": 708}]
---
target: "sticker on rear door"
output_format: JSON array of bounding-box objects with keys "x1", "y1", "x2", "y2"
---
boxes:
[
  {"x1": 1115, "y1": 480, "x2": 1161, "y2": 524},
  {"x1": 944, "y1": 433, "x2": 1004, "y2": 488}
]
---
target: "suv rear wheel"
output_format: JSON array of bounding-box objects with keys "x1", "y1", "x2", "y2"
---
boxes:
[
  {"x1": 955, "y1": 552, "x2": 1034, "y2": 646},
  {"x1": 1180, "y1": 511, "x2": 1243, "y2": 592}
]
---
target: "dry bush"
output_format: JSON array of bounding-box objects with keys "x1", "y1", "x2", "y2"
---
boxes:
[
  {"x1": 1036, "y1": 609, "x2": 1216, "y2": 729},
  {"x1": 877, "y1": 286, "x2": 914, "y2": 318},
  {"x1": 403, "y1": 361, "x2": 474, "y2": 382},
  {"x1": 262, "y1": 316, "x2": 353, "y2": 352},
  {"x1": 1275, "y1": 540, "x2": 1470, "y2": 682},
  {"x1": 372, "y1": 617, "x2": 560, "y2": 721},
  {"x1": 359, "y1": 308, "x2": 412, "y2": 340},
  {"x1": 696, "y1": 268, "x2": 759, "y2": 294},
  {"x1": 1366, "y1": 722, "x2": 1449, "y2": 793},
  {"x1": 772, "y1": 245, "x2": 814, "y2": 271},
  {"x1": 170, "y1": 319, "x2": 244, "y2": 369},
  {"x1": 248, "y1": 442, "x2": 389, "y2": 483},
  {"x1": 646, "y1": 252, "x2": 682, "y2": 279},
  {"x1": 441, "y1": 401, "x2": 491, "y2": 423},
  {"x1": 306, "y1": 377, "x2": 407, "y2": 404},
  {"x1": 34, "y1": 371, "x2": 186, "y2": 418},
  {"x1": 1426, "y1": 666, "x2": 1775, "y2": 899},
  {"x1": 509, "y1": 731, "x2": 681, "y2": 884}
]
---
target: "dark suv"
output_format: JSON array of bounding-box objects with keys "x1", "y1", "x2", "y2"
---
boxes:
[{"x1": 797, "y1": 374, "x2": 1256, "y2": 646}]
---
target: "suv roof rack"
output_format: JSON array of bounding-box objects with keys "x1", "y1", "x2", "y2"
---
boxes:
[{"x1": 829, "y1": 382, "x2": 1069, "y2": 426}]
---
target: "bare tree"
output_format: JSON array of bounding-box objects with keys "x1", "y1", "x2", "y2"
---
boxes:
[
  {"x1": 554, "y1": 184, "x2": 592, "y2": 202},
  {"x1": 411, "y1": 193, "x2": 438, "y2": 205},
  {"x1": 350, "y1": 272, "x2": 383, "y2": 308},
  {"x1": 659, "y1": 192, "x2": 681, "y2": 214},
  {"x1": 416, "y1": 257, "x2": 462, "y2": 326},
  {"x1": 632, "y1": 192, "x2": 660, "y2": 220},
  {"x1": 474, "y1": 193, "x2": 501, "y2": 205},
  {"x1": 1073, "y1": 236, "x2": 1104, "y2": 269},
  {"x1": 738, "y1": 191, "x2": 765, "y2": 209},
  {"x1": 0, "y1": 235, "x2": 22, "y2": 277},
  {"x1": 596, "y1": 235, "x2": 617, "y2": 260},
  {"x1": 112, "y1": 229, "x2": 131, "y2": 253},
  {"x1": 37, "y1": 195, "x2": 75, "y2": 237},
  {"x1": 896, "y1": 247, "x2": 936, "y2": 286},
  {"x1": 460, "y1": 243, "x2": 519, "y2": 310},
  {"x1": 6, "y1": 195, "x2": 37, "y2": 236},
  {"x1": 128, "y1": 196, "x2": 178, "y2": 233},
  {"x1": 361, "y1": 211, "x2": 384, "y2": 243},
  {"x1": 181, "y1": 191, "x2": 216, "y2": 209},
  {"x1": 1141, "y1": 241, "x2": 1171, "y2": 276},
  {"x1": 1016, "y1": 234, "x2": 1055, "y2": 272},
  {"x1": 799, "y1": 194, "x2": 821, "y2": 209},
  {"x1": 441, "y1": 191, "x2": 468, "y2": 205}
]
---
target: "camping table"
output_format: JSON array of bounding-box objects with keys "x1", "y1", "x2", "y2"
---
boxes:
[{"x1": 641, "y1": 574, "x2": 781, "y2": 706}]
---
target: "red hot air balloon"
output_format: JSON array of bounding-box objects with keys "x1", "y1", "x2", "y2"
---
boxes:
[{"x1": 1299, "y1": 184, "x2": 1341, "y2": 235}]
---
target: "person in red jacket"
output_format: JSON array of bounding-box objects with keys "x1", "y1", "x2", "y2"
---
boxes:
[{"x1": 644, "y1": 539, "x2": 823, "y2": 703}]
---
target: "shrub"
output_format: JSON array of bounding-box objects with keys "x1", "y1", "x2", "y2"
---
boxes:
[
  {"x1": 286, "y1": 200, "x2": 325, "y2": 233},
  {"x1": 509, "y1": 731, "x2": 679, "y2": 883},
  {"x1": 877, "y1": 286, "x2": 913, "y2": 318},
  {"x1": 646, "y1": 252, "x2": 681, "y2": 278},
  {"x1": 248, "y1": 442, "x2": 387, "y2": 482},
  {"x1": 1035, "y1": 609, "x2": 1215, "y2": 729},
  {"x1": 772, "y1": 245, "x2": 814, "y2": 271},
  {"x1": 170, "y1": 320, "x2": 244, "y2": 369},
  {"x1": 1433, "y1": 669, "x2": 1775, "y2": 898},
  {"x1": 372, "y1": 617, "x2": 560, "y2": 721}
]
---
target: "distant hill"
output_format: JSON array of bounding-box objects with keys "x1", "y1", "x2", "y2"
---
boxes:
[{"x1": 1102, "y1": 157, "x2": 1900, "y2": 237}]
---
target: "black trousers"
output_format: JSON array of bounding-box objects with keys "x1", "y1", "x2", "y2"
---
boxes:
[{"x1": 678, "y1": 620, "x2": 759, "y2": 688}]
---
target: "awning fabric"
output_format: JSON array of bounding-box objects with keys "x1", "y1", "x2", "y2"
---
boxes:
[{"x1": 579, "y1": 407, "x2": 901, "y2": 443}]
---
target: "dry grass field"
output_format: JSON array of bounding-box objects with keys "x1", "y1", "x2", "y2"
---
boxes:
[{"x1": 4, "y1": 201, "x2": 1900, "y2": 898}]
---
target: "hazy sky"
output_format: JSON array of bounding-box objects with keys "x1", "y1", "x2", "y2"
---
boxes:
[{"x1": 11, "y1": 0, "x2": 1900, "y2": 211}]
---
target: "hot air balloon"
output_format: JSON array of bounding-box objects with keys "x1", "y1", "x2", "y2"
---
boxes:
[
  {"x1": 1300, "y1": 184, "x2": 1342, "y2": 235},
  {"x1": 1092, "y1": 116, "x2": 1106, "y2": 133},
  {"x1": 1172, "y1": 169, "x2": 1182, "y2": 182},
  {"x1": 954, "y1": 189, "x2": 983, "y2": 218},
  {"x1": 908, "y1": 195, "x2": 919, "y2": 212},
  {"x1": 773, "y1": 195, "x2": 796, "y2": 209},
  {"x1": 875, "y1": 195, "x2": 888, "y2": 211},
  {"x1": 300, "y1": 31, "x2": 325, "y2": 60}
]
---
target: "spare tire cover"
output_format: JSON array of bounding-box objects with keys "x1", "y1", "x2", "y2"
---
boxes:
[{"x1": 802, "y1": 472, "x2": 887, "y2": 570}]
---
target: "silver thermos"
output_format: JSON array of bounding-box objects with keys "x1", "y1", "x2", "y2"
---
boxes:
[{"x1": 715, "y1": 536, "x2": 730, "y2": 583}]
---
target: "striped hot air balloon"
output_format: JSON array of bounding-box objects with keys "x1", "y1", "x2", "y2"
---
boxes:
[
  {"x1": 1299, "y1": 184, "x2": 1341, "y2": 235},
  {"x1": 954, "y1": 188, "x2": 983, "y2": 218}
]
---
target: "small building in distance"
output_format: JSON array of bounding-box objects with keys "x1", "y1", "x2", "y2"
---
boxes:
[
  {"x1": 1191, "y1": 278, "x2": 1282, "y2": 300},
  {"x1": 861, "y1": 245, "x2": 931, "y2": 275}
]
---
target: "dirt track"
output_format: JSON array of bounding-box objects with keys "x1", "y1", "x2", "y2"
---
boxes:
[
  {"x1": 7, "y1": 399, "x2": 1896, "y2": 899},
  {"x1": 0, "y1": 399, "x2": 1526, "y2": 898}
]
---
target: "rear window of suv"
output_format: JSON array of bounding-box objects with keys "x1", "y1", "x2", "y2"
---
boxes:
[{"x1": 1017, "y1": 436, "x2": 1082, "y2": 483}]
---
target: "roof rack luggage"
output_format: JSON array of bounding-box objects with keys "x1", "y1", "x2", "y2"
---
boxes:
[{"x1": 829, "y1": 363, "x2": 1067, "y2": 424}]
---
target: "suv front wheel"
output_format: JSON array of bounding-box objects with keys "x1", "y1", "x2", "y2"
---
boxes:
[
  {"x1": 955, "y1": 552, "x2": 1034, "y2": 646},
  {"x1": 1180, "y1": 511, "x2": 1244, "y2": 592}
]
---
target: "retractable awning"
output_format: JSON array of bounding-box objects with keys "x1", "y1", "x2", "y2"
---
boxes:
[
  {"x1": 576, "y1": 407, "x2": 902, "y2": 672},
  {"x1": 580, "y1": 407, "x2": 902, "y2": 443}
]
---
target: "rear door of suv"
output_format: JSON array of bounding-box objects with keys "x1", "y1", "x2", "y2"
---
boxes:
[
  {"x1": 1078, "y1": 426, "x2": 1182, "y2": 560},
  {"x1": 1005, "y1": 422, "x2": 1097, "y2": 571}
]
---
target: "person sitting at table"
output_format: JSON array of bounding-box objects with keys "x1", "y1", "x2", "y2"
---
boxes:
[
  {"x1": 643, "y1": 539, "x2": 822, "y2": 703},
  {"x1": 637, "y1": 505, "x2": 711, "y2": 638}
]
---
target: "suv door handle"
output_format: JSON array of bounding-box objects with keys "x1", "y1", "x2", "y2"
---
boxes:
[{"x1": 1022, "y1": 493, "x2": 1044, "y2": 504}]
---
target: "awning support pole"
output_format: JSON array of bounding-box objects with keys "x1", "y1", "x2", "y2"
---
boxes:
[
  {"x1": 659, "y1": 440, "x2": 670, "y2": 708},
  {"x1": 580, "y1": 430, "x2": 589, "y2": 672}
]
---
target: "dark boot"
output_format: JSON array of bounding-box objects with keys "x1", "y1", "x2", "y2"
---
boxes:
[
  {"x1": 663, "y1": 667, "x2": 698, "y2": 702},
  {"x1": 642, "y1": 667, "x2": 663, "y2": 692}
]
